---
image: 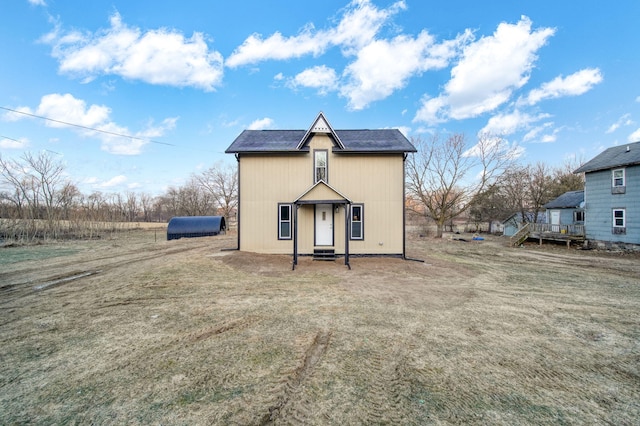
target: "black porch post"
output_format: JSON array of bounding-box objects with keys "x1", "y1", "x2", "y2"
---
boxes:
[
  {"x1": 293, "y1": 203, "x2": 299, "y2": 269},
  {"x1": 344, "y1": 203, "x2": 350, "y2": 269}
]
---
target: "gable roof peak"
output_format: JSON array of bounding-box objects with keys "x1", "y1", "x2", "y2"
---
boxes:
[{"x1": 296, "y1": 111, "x2": 345, "y2": 150}]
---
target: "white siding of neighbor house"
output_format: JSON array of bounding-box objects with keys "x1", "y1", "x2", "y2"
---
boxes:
[{"x1": 583, "y1": 165, "x2": 640, "y2": 244}]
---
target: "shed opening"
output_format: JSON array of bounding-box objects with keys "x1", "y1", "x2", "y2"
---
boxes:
[{"x1": 167, "y1": 216, "x2": 226, "y2": 240}]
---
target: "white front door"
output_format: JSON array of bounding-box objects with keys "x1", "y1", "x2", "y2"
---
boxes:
[
  {"x1": 315, "y1": 204, "x2": 333, "y2": 246},
  {"x1": 550, "y1": 210, "x2": 560, "y2": 232}
]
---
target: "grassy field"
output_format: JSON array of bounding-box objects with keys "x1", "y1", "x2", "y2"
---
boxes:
[{"x1": 0, "y1": 231, "x2": 639, "y2": 425}]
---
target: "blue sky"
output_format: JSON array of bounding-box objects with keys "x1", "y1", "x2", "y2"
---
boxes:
[{"x1": 2, "y1": 0, "x2": 639, "y2": 195}]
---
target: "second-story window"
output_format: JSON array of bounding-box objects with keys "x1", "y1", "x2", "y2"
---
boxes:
[
  {"x1": 314, "y1": 150, "x2": 327, "y2": 183},
  {"x1": 612, "y1": 168, "x2": 625, "y2": 187},
  {"x1": 612, "y1": 168, "x2": 626, "y2": 194}
]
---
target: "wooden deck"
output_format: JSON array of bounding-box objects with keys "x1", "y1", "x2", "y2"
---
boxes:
[{"x1": 510, "y1": 223, "x2": 585, "y2": 248}]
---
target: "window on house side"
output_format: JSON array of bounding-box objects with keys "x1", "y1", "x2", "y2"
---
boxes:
[
  {"x1": 612, "y1": 169, "x2": 625, "y2": 187},
  {"x1": 278, "y1": 204, "x2": 292, "y2": 239},
  {"x1": 314, "y1": 150, "x2": 327, "y2": 183},
  {"x1": 613, "y1": 209, "x2": 625, "y2": 227},
  {"x1": 350, "y1": 204, "x2": 364, "y2": 240},
  {"x1": 574, "y1": 211, "x2": 585, "y2": 222}
]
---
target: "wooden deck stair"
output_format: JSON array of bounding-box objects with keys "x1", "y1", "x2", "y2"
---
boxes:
[
  {"x1": 313, "y1": 248, "x2": 336, "y2": 261},
  {"x1": 510, "y1": 223, "x2": 530, "y2": 247}
]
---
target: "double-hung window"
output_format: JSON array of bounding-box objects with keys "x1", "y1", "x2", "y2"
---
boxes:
[
  {"x1": 612, "y1": 208, "x2": 626, "y2": 234},
  {"x1": 314, "y1": 150, "x2": 327, "y2": 183},
  {"x1": 612, "y1": 168, "x2": 625, "y2": 194},
  {"x1": 350, "y1": 204, "x2": 364, "y2": 240},
  {"x1": 278, "y1": 204, "x2": 292, "y2": 240}
]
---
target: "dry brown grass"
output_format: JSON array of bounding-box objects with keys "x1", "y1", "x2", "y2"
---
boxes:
[{"x1": 1, "y1": 231, "x2": 639, "y2": 425}]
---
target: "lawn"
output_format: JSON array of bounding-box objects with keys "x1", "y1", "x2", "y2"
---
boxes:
[{"x1": 1, "y1": 231, "x2": 639, "y2": 424}]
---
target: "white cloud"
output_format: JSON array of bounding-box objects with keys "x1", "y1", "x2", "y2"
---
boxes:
[
  {"x1": 0, "y1": 137, "x2": 28, "y2": 149},
  {"x1": 523, "y1": 122, "x2": 554, "y2": 141},
  {"x1": 248, "y1": 117, "x2": 274, "y2": 130},
  {"x1": 226, "y1": 0, "x2": 405, "y2": 67},
  {"x1": 9, "y1": 93, "x2": 177, "y2": 155},
  {"x1": 396, "y1": 126, "x2": 411, "y2": 137},
  {"x1": 629, "y1": 128, "x2": 640, "y2": 142},
  {"x1": 98, "y1": 175, "x2": 127, "y2": 188},
  {"x1": 635, "y1": 96, "x2": 640, "y2": 103},
  {"x1": 415, "y1": 16, "x2": 555, "y2": 124},
  {"x1": 540, "y1": 133, "x2": 557, "y2": 143},
  {"x1": 36, "y1": 93, "x2": 111, "y2": 128},
  {"x1": 341, "y1": 30, "x2": 471, "y2": 110},
  {"x1": 28, "y1": 0, "x2": 46, "y2": 6},
  {"x1": 2, "y1": 106, "x2": 35, "y2": 121},
  {"x1": 463, "y1": 135, "x2": 525, "y2": 161},
  {"x1": 227, "y1": 0, "x2": 469, "y2": 110},
  {"x1": 43, "y1": 12, "x2": 223, "y2": 91},
  {"x1": 522, "y1": 68, "x2": 603, "y2": 106},
  {"x1": 606, "y1": 113, "x2": 633, "y2": 134},
  {"x1": 289, "y1": 65, "x2": 338, "y2": 95},
  {"x1": 480, "y1": 110, "x2": 550, "y2": 136}
]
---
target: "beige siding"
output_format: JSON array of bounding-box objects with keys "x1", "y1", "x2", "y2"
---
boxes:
[{"x1": 239, "y1": 134, "x2": 406, "y2": 255}]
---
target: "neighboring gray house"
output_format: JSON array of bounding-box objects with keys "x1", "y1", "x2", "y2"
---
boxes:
[
  {"x1": 502, "y1": 212, "x2": 546, "y2": 237},
  {"x1": 574, "y1": 141, "x2": 640, "y2": 245},
  {"x1": 543, "y1": 190, "x2": 585, "y2": 232}
]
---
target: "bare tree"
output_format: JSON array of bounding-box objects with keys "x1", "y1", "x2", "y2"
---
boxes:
[
  {"x1": 406, "y1": 133, "x2": 515, "y2": 238},
  {"x1": 196, "y1": 161, "x2": 238, "y2": 224},
  {"x1": 124, "y1": 191, "x2": 139, "y2": 222},
  {"x1": 0, "y1": 152, "x2": 68, "y2": 239},
  {"x1": 139, "y1": 192, "x2": 155, "y2": 222},
  {"x1": 23, "y1": 152, "x2": 65, "y2": 225},
  {"x1": 551, "y1": 158, "x2": 585, "y2": 198},
  {"x1": 526, "y1": 162, "x2": 554, "y2": 221}
]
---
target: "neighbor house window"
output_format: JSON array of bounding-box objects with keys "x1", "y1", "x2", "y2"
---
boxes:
[
  {"x1": 314, "y1": 150, "x2": 328, "y2": 183},
  {"x1": 612, "y1": 208, "x2": 626, "y2": 234},
  {"x1": 574, "y1": 210, "x2": 585, "y2": 222},
  {"x1": 612, "y1": 168, "x2": 626, "y2": 194},
  {"x1": 278, "y1": 204, "x2": 292, "y2": 240},
  {"x1": 612, "y1": 169, "x2": 625, "y2": 187},
  {"x1": 350, "y1": 204, "x2": 364, "y2": 240}
]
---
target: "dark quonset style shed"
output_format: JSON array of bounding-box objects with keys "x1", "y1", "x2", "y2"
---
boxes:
[{"x1": 167, "y1": 216, "x2": 226, "y2": 240}]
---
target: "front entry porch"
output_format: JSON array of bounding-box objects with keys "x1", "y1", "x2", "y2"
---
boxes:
[{"x1": 292, "y1": 181, "x2": 352, "y2": 270}]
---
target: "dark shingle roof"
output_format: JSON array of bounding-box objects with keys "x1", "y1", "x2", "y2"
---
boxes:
[
  {"x1": 574, "y1": 141, "x2": 640, "y2": 173},
  {"x1": 225, "y1": 129, "x2": 416, "y2": 154},
  {"x1": 543, "y1": 190, "x2": 584, "y2": 209}
]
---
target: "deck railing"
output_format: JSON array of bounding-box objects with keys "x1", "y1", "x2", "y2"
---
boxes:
[{"x1": 529, "y1": 222, "x2": 585, "y2": 236}]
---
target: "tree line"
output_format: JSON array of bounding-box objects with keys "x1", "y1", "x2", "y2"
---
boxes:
[
  {"x1": 406, "y1": 133, "x2": 584, "y2": 237},
  {"x1": 0, "y1": 151, "x2": 237, "y2": 242},
  {"x1": 3, "y1": 134, "x2": 583, "y2": 243}
]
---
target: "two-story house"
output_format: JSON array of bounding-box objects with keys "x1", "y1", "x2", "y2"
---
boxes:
[
  {"x1": 574, "y1": 141, "x2": 640, "y2": 246},
  {"x1": 225, "y1": 112, "x2": 417, "y2": 268}
]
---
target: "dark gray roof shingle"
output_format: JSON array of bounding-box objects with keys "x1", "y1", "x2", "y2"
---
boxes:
[
  {"x1": 226, "y1": 129, "x2": 416, "y2": 153},
  {"x1": 543, "y1": 190, "x2": 584, "y2": 209},
  {"x1": 574, "y1": 141, "x2": 640, "y2": 173}
]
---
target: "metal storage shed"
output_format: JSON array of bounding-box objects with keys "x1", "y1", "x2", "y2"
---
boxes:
[{"x1": 167, "y1": 216, "x2": 226, "y2": 240}]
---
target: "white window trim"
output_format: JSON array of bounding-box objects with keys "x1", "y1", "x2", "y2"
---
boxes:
[
  {"x1": 278, "y1": 203, "x2": 292, "y2": 240},
  {"x1": 612, "y1": 208, "x2": 626, "y2": 228},
  {"x1": 612, "y1": 168, "x2": 625, "y2": 187},
  {"x1": 314, "y1": 150, "x2": 328, "y2": 183}
]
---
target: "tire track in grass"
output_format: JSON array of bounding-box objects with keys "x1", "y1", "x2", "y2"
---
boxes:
[
  {"x1": 259, "y1": 330, "x2": 331, "y2": 425},
  {"x1": 355, "y1": 344, "x2": 412, "y2": 425},
  {"x1": 0, "y1": 245, "x2": 207, "y2": 307}
]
